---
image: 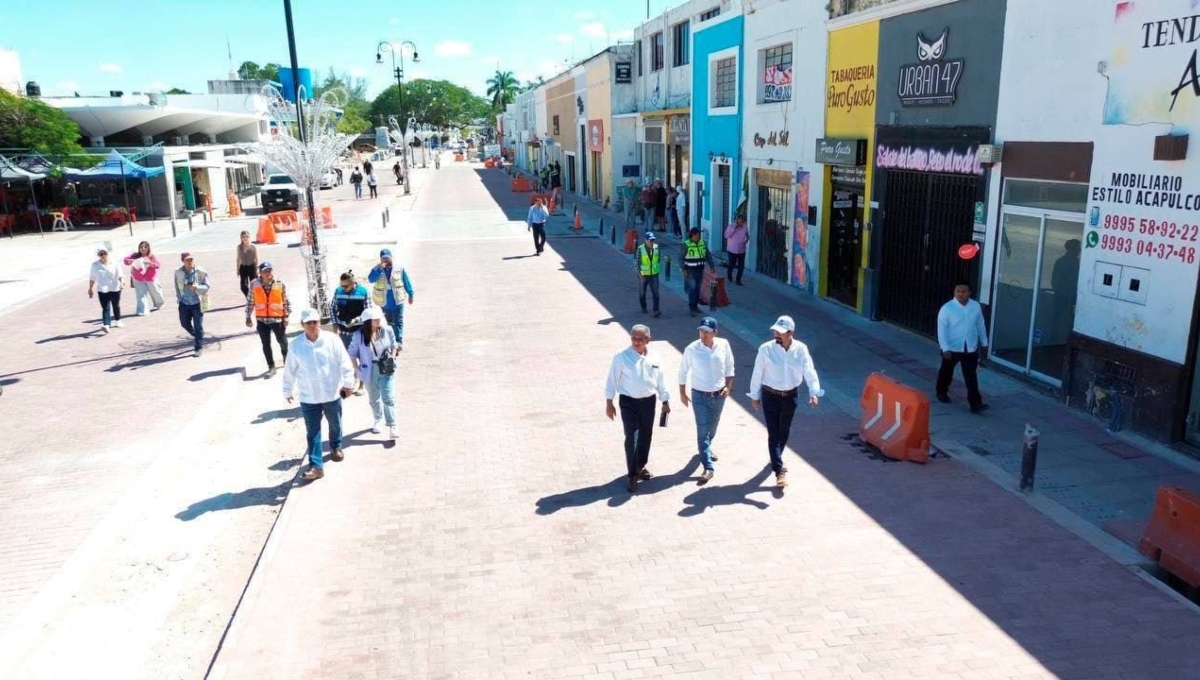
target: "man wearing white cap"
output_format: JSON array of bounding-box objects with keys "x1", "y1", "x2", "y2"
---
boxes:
[
  {"x1": 605, "y1": 324, "x2": 671, "y2": 493},
  {"x1": 678, "y1": 316, "x2": 735, "y2": 483},
  {"x1": 282, "y1": 308, "x2": 358, "y2": 482},
  {"x1": 636, "y1": 231, "x2": 662, "y2": 317},
  {"x1": 748, "y1": 315, "x2": 823, "y2": 488}
]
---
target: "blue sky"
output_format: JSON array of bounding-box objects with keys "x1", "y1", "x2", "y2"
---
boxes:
[{"x1": 0, "y1": 0, "x2": 666, "y2": 98}]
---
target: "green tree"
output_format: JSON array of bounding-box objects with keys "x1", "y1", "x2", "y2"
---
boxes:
[
  {"x1": 520, "y1": 76, "x2": 545, "y2": 93},
  {"x1": 237, "y1": 60, "x2": 282, "y2": 82},
  {"x1": 486, "y1": 70, "x2": 519, "y2": 110},
  {"x1": 165, "y1": 87, "x2": 190, "y2": 95},
  {"x1": 369, "y1": 79, "x2": 491, "y2": 130},
  {"x1": 314, "y1": 68, "x2": 373, "y2": 135},
  {"x1": 0, "y1": 89, "x2": 85, "y2": 155}
]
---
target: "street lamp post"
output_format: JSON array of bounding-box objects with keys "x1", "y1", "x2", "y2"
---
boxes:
[{"x1": 376, "y1": 40, "x2": 418, "y2": 195}]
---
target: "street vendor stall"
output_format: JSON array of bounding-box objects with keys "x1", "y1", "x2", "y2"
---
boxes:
[
  {"x1": 0, "y1": 155, "x2": 46, "y2": 237},
  {"x1": 64, "y1": 151, "x2": 163, "y2": 236}
]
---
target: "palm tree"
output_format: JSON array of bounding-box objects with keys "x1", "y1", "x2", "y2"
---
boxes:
[{"x1": 486, "y1": 70, "x2": 519, "y2": 111}]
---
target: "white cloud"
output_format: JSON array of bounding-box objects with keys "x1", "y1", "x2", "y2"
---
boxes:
[
  {"x1": 612, "y1": 28, "x2": 634, "y2": 41},
  {"x1": 580, "y1": 22, "x2": 607, "y2": 38},
  {"x1": 574, "y1": 10, "x2": 595, "y2": 20},
  {"x1": 409, "y1": 68, "x2": 430, "y2": 80},
  {"x1": 433, "y1": 40, "x2": 472, "y2": 57},
  {"x1": 554, "y1": 33, "x2": 574, "y2": 43},
  {"x1": 536, "y1": 60, "x2": 570, "y2": 79},
  {"x1": 99, "y1": 62, "x2": 123, "y2": 73}
]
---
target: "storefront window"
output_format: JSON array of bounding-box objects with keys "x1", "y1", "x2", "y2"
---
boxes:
[
  {"x1": 643, "y1": 144, "x2": 665, "y2": 183},
  {"x1": 1003, "y1": 179, "x2": 1089, "y2": 213}
]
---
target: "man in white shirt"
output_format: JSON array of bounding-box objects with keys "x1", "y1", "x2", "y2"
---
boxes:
[
  {"x1": 678, "y1": 317, "x2": 735, "y2": 483},
  {"x1": 605, "y1": 324, "x2": 672, "y2": 493},
  {"x1": 87, "y1": 247, "x2": 125, "y2": 333},
  {"x1": 936, "y1": 283, "x2": 989, "y2": 413},
  {"x1": 526, "y1": 197, "x2": 550, "y2": 256},
  {"x1": 675, "y1": 186, "x2": 687, "y2": 234},
  {"x1": 283, "y1": 308, "x2": 358, "y2": 482},
  {"x1": 749, "y1": 315, "x2": 823, "y2": 488}
]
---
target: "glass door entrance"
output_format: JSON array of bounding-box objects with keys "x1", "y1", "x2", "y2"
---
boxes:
[{"x1": 990, "y1": 207, "x2": 1083, "y2": 385}]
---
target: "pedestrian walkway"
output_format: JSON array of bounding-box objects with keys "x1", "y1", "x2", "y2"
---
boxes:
[
  {"x1": 550, "y1": 175, "x2": 1200, "y2": 567},
  {"x1": 210, "y1": 161, "x2": 1200, "y2": 679}
]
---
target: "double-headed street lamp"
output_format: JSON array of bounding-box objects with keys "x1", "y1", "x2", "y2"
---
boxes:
[{"x1": 376, "y1": 40, "x2": 418, "y2": 195}]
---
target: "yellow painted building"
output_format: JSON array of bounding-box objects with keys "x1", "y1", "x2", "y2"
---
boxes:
[
  {"x1": 820, "y1": 20, "x2": 879, "y2": 312},
  {"x1": 584, "y1": 58, "x2": 611, "y2": 203}
]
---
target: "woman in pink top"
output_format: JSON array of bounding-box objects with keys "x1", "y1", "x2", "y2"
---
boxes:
[
  {"x1": 723, "y1": 214, "x2": 749, "y2": 285},
  {"x1": 123, "y1": 240, "x2": 165, "y2": 315}
]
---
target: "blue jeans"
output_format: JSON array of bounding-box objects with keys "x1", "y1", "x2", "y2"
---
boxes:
[
  {"x1": 385, "y1": 306, "x2": 405, "y2": 345},
  {"x1": 301, "y1": 400, "x2": 343, "y2": 469},
  {"x1": 692, "y1": 390, "x2": 727, "y2": 470},
  {"x1": 684, "y1": 269, "x2": 703, "y2": 311},
  {"x1": 352, "y1": 183, "x2": 362, "y2": 198},
  {"x1": 367, "y1": 363, "x2": 396, "y2": 425},
  {"x1": 178, "y1": 303, "x2": 204, "y2": 350},
  {"x1": 639, "y1": 275, "x2": 659, "y2": 313}
]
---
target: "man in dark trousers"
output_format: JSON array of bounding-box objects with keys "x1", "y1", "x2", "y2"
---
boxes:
[
  {"x1": 550, "y1": 161, "x2": 561, "y2": 190},
  {"x1": 652, "y1": 179, "x2": 667, "y2": 229},
  {"x1": 245, "y1": 261, "x2": 291, "y2": 378},
  {"x1": 681, "y1": 227, "x2": 714, "y2": 317},
  {"x1": 636, "y1": 231, "x2": 662, "y2": 317},
  {"x1": 749, "y1": 315, "x2": 823, "y2": 488},
  {"x1": 936, "y1": 283, "x2": 990, "y2": 413},
  {"x1": 349, "y1": 167, "x2": 364, "y2": 199},
  {"x1": 604, "y1": 324, "x2": 671, "y2": 493}
]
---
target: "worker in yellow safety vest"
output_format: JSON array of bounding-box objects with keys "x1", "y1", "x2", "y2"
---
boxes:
[
  {"x1": 636, "y1": 231, "x2": 662, "y2": 318},
  {"x1": 682, "y1": 227, "x2": 714, "y2": 317},
  {"x1": 245, "y1": 261, "x2": 292, "y2": 377}
]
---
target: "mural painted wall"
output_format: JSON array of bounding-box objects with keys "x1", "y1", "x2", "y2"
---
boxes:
[
  {"x1": 822, "y1": 20, "x2": 879, "y2": 308},
  {"x1": 1078, "y1": 0, "x2": 1200, "y2": 364}
]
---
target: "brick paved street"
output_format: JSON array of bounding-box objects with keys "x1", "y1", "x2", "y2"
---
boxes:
[{"x1": 209, "y1": 162, "x2": 1200, "y2": 679}]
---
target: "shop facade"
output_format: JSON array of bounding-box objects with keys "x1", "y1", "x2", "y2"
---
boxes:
[
  {"x1": 545, "y1": 76, "x2": 577, "y2": 189},
  {"x1": 740, "y1": 0, "x2": 827, "y2": 291},
  {"x1": 868, "y1": 0, "x2": 1007, "y2": 337},
  {"x1": 820, "y1": 19, "x2": 879, "y2": 311},
  {"x1": 988, "y1": 0, "x2": 1200, "y2": 444},
  {"x1": 690, "y1": 7, "x2": 743, "y2": 246}
]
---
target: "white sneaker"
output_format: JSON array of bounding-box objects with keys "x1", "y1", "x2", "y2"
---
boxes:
[
  {"x1": 388, "y1": 425, "x2": 398, "y2": 440},
  {"x1": 137, "y1": 312, "x2": 146, "y2": 317},
  {"x1": 371, "y1": 421, "x2": 382, "y2": 434},
  {"x1": 100, "y1": 325, "x2": 110, "y2": 334},
  {"x1": 113, "y1": 320, "x2": 124, "y2": 328}
]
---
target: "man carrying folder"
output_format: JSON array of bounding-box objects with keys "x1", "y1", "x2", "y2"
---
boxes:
[{"x1": 604, "y1": 324, "x2": 671, "y2": 493}]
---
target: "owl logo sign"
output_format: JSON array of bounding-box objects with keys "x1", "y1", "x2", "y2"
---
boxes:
[
  {"x1": 587, "y1": 119, "x2": 604, "y2": 152},
  {"x1": 898, "y1": 28, "x2": 964, "y2": 107}
]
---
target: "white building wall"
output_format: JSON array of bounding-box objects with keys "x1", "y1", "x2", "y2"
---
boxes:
[
  {"x1": 992, "y1": 0, "x2": 1200, "y2": 365},
  {"x1": 0, "y1": 49, "x2": 23, "y2": 94},
  {"x1": 740, "y1": 0, "x2": 828, "y2": 283}
]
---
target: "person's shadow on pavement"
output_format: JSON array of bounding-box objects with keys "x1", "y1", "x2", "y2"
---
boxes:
[
  {"x1": 535, "y1": 454, "x2": 703, "y2": 515},
  {"x1": 678, "y1": 466, "x2": 779, "y2": 517},
  {"x1": 175, "y1": 481, "x2": 291, "y2": 521}
]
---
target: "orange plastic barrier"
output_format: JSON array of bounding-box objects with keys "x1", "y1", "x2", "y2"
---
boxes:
[
  {"x1": 269, "y1": 210, "x2": 300, "y2": 232},
  {"x1": 255, "y1": 217, "x2": 276, "y2": 244},
  {"x1": 1139, "y1": 486, "x2": 1200, "y2": 588},
  {"x1": 859, "y1": 373, "x2": 931, "y2": 463},
  {"x1": 698, "y1": 268, "x2": 729, "y2": 307},
  {"x1": 511, "y1": 177, "x2": 532, "y2": 192},
  {"x1": 320, "y1": 206, "x2": 336, "y2": 229},
  {"x1": 623, "y1": 229, "x2": 638, "y2": 254}
]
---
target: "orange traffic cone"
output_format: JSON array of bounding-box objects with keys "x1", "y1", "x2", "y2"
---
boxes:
[
  {"x1": 256, "y1": 217, "x2": 276, "y2": 244},
  {"x1": 573, "y1": 211, "x2": 582, "y2": 231}
]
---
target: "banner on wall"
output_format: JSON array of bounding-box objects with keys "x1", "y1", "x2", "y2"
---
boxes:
[
  {"x1": 764, "y1": 65, "x2": 793, "y2": 103},
  {"x1": 1103, "y1": 1, "x2": 1200, "y2": 125},
  {"x1": 1079, "y1": 146, "x2": 1200, "y2": 363},
  {"x1": 792, "y1": 171, "x2": 812, "y2": 292}
]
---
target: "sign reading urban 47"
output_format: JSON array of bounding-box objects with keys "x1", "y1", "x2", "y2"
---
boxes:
[{"x1": 897, "y1": 29, "x2": 964, "y2": 107}]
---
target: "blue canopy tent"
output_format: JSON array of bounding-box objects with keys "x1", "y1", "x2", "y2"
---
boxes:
[{"x1": 65, "y1": 150, "x2": 164, "y2": 236}]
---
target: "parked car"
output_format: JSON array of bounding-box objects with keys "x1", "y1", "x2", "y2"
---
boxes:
[
  {"x1": 319, "y1": 169, "x2": 341, "y2": 189},
  {"x1": 261, "y1": 174, "x2": 300, "y2": 213}
]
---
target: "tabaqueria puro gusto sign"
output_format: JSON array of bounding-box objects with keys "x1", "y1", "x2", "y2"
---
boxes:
[{"x1": 897, "y1": 28, "x2": 964, "y2": 107}]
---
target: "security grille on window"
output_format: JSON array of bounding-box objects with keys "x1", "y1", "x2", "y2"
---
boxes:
[
  {"x1": 672, "y1": 21, "x2": 690, "y2": 66},
  {"x1": 761, "y1": 44, "x2": 793, "y2": 103},
  {"x1": 713, "y1": 57, "x2": 737, "y2": 108},
  {"x1": 700, "y1": 7, "x2": 720, "y2": 21},
  {"x1": 651, "y1": 32, "x2": 665, "y2": 71}
]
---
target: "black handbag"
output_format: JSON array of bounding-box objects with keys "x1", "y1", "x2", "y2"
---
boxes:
[{"x1": 373, "y1": 340, "x2": 396, "y2": 375}]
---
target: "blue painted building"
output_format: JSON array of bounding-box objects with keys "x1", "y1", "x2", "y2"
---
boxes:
[{"x1": 690, "y1": 6, "x2": 744, "y2": 249}]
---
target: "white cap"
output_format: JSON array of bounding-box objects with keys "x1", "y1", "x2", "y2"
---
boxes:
[
  {"x1": 769, "y1": 315, "x2": 795, "y2": 334},
  {"x1": 360, "y1": 306, "x2": 385, "y2": 322},
  {"x1": 298, "y1": 308, "x2": 321, "y2": 324}
]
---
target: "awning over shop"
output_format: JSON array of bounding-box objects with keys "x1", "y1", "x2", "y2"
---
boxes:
[
  {"x1": 0, "y1": 156, "x2": 46, "y2": 181},
  {"x1": 65, "y1": 150, "x2": 164, "y2": 180}
]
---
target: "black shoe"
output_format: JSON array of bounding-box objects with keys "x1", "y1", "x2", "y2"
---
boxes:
[
  {"x1": 653, "y1": 310, "x2": 661, "y2": 318},
  {"x1": 641, "y1": 308, "x2": 648, "y2": 314},
  {"x1": 639, "y1": 468, "x2": 653, "y2": 480},
  {"x1": 936, "y1": 394, "x2": 951, "y2": 404},
  {"x1": 689, "y1": 309, "x2": 698, "y2": 317},
  {"x1": 970, "y1": 404, "x2": 990, "y2": 414},
  {"x1": 627, "y1": 477, "x2": 638, "y2": 493}
]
